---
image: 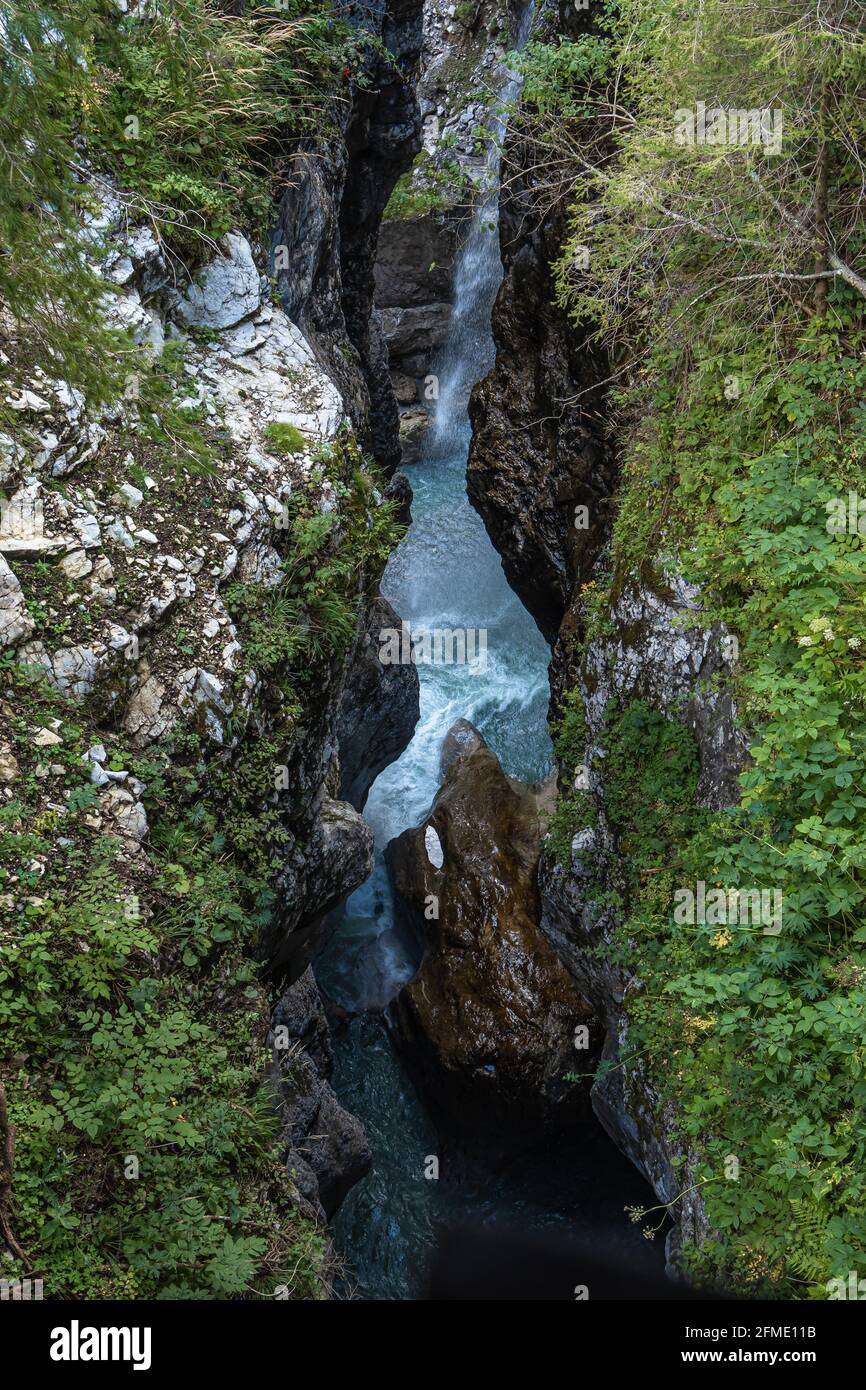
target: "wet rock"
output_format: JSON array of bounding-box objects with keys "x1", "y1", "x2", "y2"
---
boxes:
[
  {"x1": 387, "y1": 722, "x2": 598, "y2": 1142},
  {"x1": 266, "y1": 797, "x2": 375, "y2": 982},
  {"x1": 271, "y1": 968, "x2": 371, "y2": 1219},
  {"x1": 397, "y1": 406, "x2": 432, "y2": 465},
  {"x1": 384, "y1": 467, "x2": 413, "y2": 528},
  {"x1": 438, "y1": 715, "x2": 483, "y2": 774},
  {"x1": 375, "y1": 215, "x2": 457, "y2": 315},
  {"x1": 374, "y1": 214, "x2": 459, "y2": 384},
  {"x1": 337, "y1": 595, "x2": 420, "y2": 810},
  {"x1": 392, "y1": 373, "x2": 419, "y2": 404},
  {"x1": 377, "y1": 302, "x2": 453, "y2": 362}
]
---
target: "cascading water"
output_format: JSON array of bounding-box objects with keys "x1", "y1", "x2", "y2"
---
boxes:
[{"x1": 315, "y1": 12, "x2": 660, "y2": 1299}]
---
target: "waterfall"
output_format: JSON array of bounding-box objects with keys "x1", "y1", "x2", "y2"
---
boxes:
[
  {"x1": 318, "y1": 5, "x2": 551, "y2": 1020},
  {"x1": 430, "y1": 4, "x2": 535, "y2": 455}
]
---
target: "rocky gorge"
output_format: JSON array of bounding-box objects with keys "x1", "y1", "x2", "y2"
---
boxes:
[
  {"x1": 3, "y1": 0, "x2": 856, "y2": 1307},
  {"x1": 0, "y1": 0, "x2": 691, "y2": 1299}
]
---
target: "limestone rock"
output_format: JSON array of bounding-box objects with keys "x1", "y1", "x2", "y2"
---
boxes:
[
  {"x1": 0, "y1": 554, "x2": 35, "y2": 647},
  {"x1": 175, "y1": 231, "x2": 262, "y2": 330},
  {"x1": 123, "y1": 672, "x2": 171, "y2": 745}
]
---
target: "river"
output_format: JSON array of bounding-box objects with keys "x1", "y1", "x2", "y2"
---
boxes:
[{"x1": 314, "y1": 16, "x2": 661, "y2": 1300}]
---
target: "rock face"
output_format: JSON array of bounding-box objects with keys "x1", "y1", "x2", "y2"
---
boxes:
[
  {"x1": 374, "y1": 212, "x2": 460, "y2": 432},
  {"x1": 370, "y1": 1, "x2": 525, "y2": 467},
  {"x1": 337, "y1": 594, "x2": 420, "y2": 810},
  {"x1": 416, "y1": 0, "x2": 519, "y2": 188},
  {"x1": 373, "y1": 213, "x2": 459, "y2": 464},
  {"x1": 387, "y1": 721, "x2": 598, "y2": 1142},
  {"x1": 582, "y1": 575, "x2": 749, "y2": 811},
  {"x1": 467, "y1": 124, "x2": 615, "y2": 645},
  {"x1": 273, "y1": 0, "x2": 425, "y2": 473},
  {"x1": 175, "y1": 231, "x2": 263, "y2": 330},
  {"x1": 271, "y1": 968, "x2": 371, "y2": 1219}
]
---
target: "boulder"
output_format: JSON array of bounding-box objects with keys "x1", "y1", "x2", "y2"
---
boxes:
[
  {"x1": 387, "y1": 721, "x2": 598, "y2": 1142},
  {"x1": 398, "y1": 406, "x2": 432, "y2": 466},
  {"x1": 378, "y1": 303, "x2": 452, "y2": 361},
  {"x1": 175, "y1": 231, "x2": 262, "y2": 330}
]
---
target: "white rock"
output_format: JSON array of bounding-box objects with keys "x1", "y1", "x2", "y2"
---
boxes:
[
  {"x1": 0, "y1": 432, "x2": 25, "y2": 485},
  {"x1": 106, "y1": 519, "x2": 136, "y2": 549},
  {"x1": 0, "y1": 746, "x2": 20, "y2": 780},
  {"x1": 50, "y1": 644, "x2": 101, "y2": 698},
  {"x1": 59, "y1": 548, "x2": 93, "y2": 581},
  {"x1": 113, "y1": 482, "x2": 144, "y2": 509},
  {"x1": 6, "y1": 389, "x2": 51, "y2": 413},
  {"x1": 72, "y1": 513, "x2": 102, "y2": 548},
  {"x1": 101, "y1": 785, "x2": 148, "y2": 842},
  {"x1": 124, "y1": 674, "x2": 171, "y2": 744},
  {"x1": 425, "y1": 824, "x2": 444, "y2": 870},
  {"x1": 33, "y1": 727, "x2": 63, "y2": 748},
  {"x1": 0, "y1": 554, "x2": 35, "y2": 647},
  {"x1": 175, "y1": 232, "x2": 261, "y2": 330}
]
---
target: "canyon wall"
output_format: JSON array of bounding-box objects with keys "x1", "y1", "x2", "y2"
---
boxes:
[{"x1": 465, "y1": 2, "x2": 746, "y2": 1275}]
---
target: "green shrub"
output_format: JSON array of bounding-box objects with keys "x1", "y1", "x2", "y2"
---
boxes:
[{"x1": 264, "y1": 421, "x2": 307, "y2": 457}]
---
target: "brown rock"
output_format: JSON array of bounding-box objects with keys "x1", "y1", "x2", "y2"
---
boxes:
[
  {"x1": 387, "y1": 722, "x2": 598, "y2": 1143},
  {"x1": 398, "y1": 407, "x2": 432, "y2": 466},
  {"x1": 392, "y1": 373, "x2": 419, "y2": 404}
]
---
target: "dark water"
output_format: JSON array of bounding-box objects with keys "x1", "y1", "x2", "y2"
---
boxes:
[{"x1": 327, "y1": 1016, "x2": 665, "y2": 1300}]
